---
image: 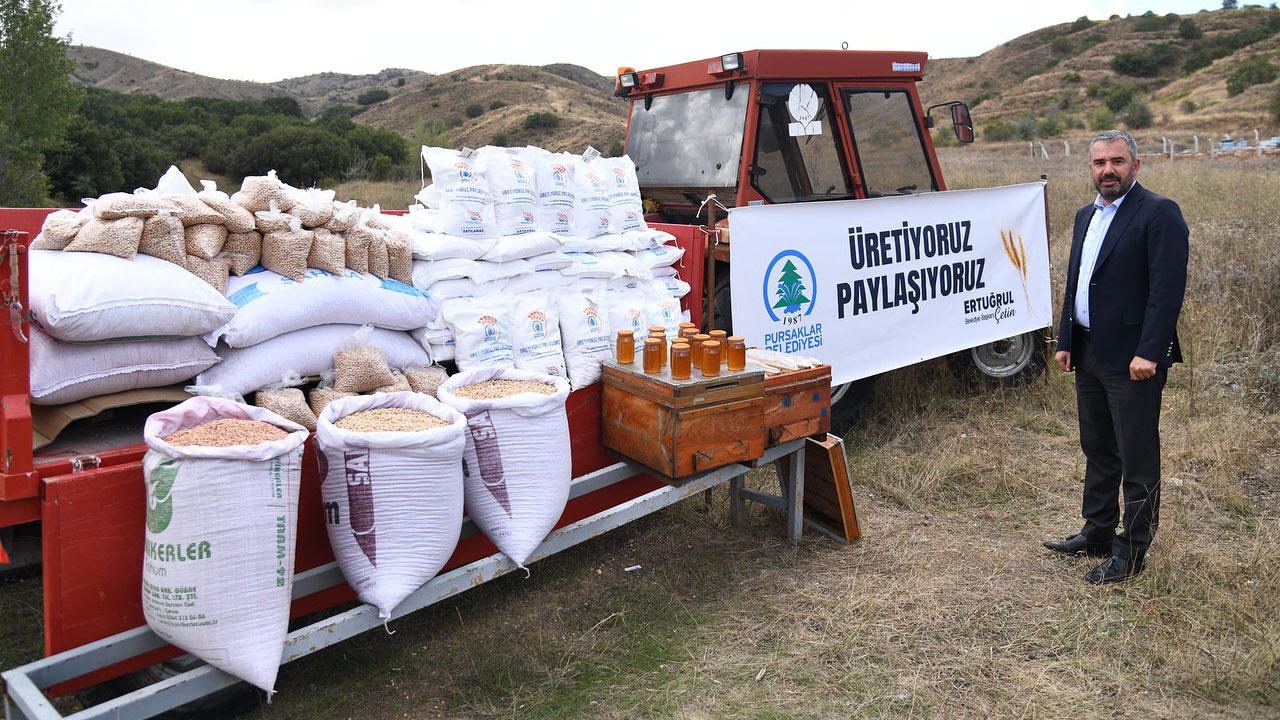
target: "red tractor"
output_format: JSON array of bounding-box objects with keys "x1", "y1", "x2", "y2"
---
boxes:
[{"x1": 616, "y1": 49, "x2": 1044, "y2": 429}]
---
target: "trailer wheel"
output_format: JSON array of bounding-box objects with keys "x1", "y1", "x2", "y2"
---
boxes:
[
  {"x1": 75, "y1": 656, "x2": 258, "y2": 718},
  {"x1": 830, "y1": 376, "x2": 877, "y2": 435},
  {"x1": 949, "y1": 330, "x2": 1045, "y2": 386}
]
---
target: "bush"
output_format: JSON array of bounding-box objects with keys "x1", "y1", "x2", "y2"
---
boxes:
[
  {"x1": 1179, "y1": 18, "x2": 1202, "y2": 39},
  {"x1": 983, "y1": 120, "x2": 1014, "y2": 141},
  {"x1": 1057, "y1": 88, "x2": 1076, "y2": 110},
  {"x1": 492, "y1": 132, "x2": 510, "y2": 146},
  {"x1": 969, "y1": 91, "x2": 999, "y2": 108},
  {"x1": 465, "y1": 103, "x2": 484, "y2": 118},
  {"x1": 490, "y1": 100, "x2": 507, "y2": 110},
  {"x1": 234, "y1": 125, "x2": 353, "y2": 187},
  {"x1": 609, "y1": 140, "x2": 624, "y2": 157},
  {"x1": 1071, "y1": 16, "x2": 1094, "y2": 32},
  {"x1": 1064, "y1": 71, "x2": 1082, "y2": 83},
  {"x1": 1181, "y1": 99, "x2": 1197, "y2": 113},
  {"x1": 1134, "y1": 10, "x2": 1176, "y2": 31},
  {"x1": 1271, "y1": 83, "x2": 1280, "y2": 122},
  {"x1": 1015, "y1": 113, "x2": 1037, "y2": 140},
  {"x1": 1112, "y1": 44, "x2": 1179, "y2": 77},
  {"x1": 1074, "y1": 33, "x2": 1108, "y2": 55},
  {"x1": 1037, "y1": 114, "x2": 1064, "y2": 137},
  {"x1": 263, "y1": 97, "x2": 303, "y2": 118},
  {"x1": 1086, "y1": 81, "x2": 1104, "y2": 98},
  {"x1": 1106, "y1": 83, "x2": 1140, "y2": 112},
  {"x1": 395, "y1": 78, "x2": 405, "y2": 87},
  {"x1": 1226, "y1": 57, "x2": 1279, "y2": 96},
  {"x1": 356, "y1": 88, "x2": 390, "y2": 105},
  {"x1": 1123, "y1": 97, "x2": 1154, "y2": 128},
  {"x1": 1052, "y1": 36, "x2": 1072, "y2": 54},
  {"x1": 1089, "y1": 106, "x2": 1116, "y2": 131},
  {"x1": 523, "y1": 111, "x2": 560, "y2": 129}
]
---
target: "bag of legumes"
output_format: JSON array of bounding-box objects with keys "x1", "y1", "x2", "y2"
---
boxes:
[
  {"x1": 141, "y1": 396, "x2": 309, "y2": 696},
  {"x1": 315, "y1": 392, "x2": 466, "y2": 620},
  {"x1": 437, "y1": 369, "x2": 570, "y2": 571}
]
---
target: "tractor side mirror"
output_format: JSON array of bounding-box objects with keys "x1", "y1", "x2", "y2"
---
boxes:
[{"x1": 951, "y1": 103, "x2": 974, "y2": 144}]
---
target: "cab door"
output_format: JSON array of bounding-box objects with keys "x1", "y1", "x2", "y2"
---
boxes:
[
  {"x1": 740, "y1": 81, "x2": 856, "y2": 206},
  {"x1": 832, "y1": 83, "x2": 941, "y2": 197}
]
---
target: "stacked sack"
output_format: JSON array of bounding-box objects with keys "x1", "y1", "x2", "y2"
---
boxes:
[{"x1": 407, "y1": 144, "x2": 691, "y2": 389}]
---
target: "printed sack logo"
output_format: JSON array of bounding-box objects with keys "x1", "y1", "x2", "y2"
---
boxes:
[
  {"x1": 583, "y1": 307, "x2": 602, "y2": 333},
  {"x1": 586, "y1": 173, "x2": 605, "y2": 193},
  {"x1": 612, "y1": 168, "x2": 627, "y2": 187},
  {"x1": 762, "y1": 250, "x2": 818, "y2": 322},
  {"x1": 511, "y1": 163, "x2": 529, "y2": 184},
  {"x1": 454, "y1": 162, "x2": 476, "y2": 183},
  {"x1": 658, "y1": 301, "x2": 676, "y2": 322},
  {"x1": 479, "y1": 315, "x2": 501, "y2": 342},
  {"x1": 528, "y1": 311, "x2": 547, "y2": 338},
  {"x1": 551, "y1": 164, "x2": 567, "y2": 185},
  {"x1": 146, "y1": 459, "x2": 180, "y2": 534},
  {"x1": 465, "y1": 210, "x2": 484, "y2": 224}
]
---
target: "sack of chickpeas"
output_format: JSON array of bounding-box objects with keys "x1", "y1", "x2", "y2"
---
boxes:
[
  {"x1": 315, "y1": 392, "x2": 466, "y2": 620},
  {"x1": 437, "y1": 368, "x2": 571, "y2": 570},
  {"x1": 141, "y1": 396, "x2": 309, "y2": 696}
]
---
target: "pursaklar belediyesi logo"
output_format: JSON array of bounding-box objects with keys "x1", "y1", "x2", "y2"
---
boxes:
[{"x1": 762, "y1": 249, "x2": 817, "y2": 323}]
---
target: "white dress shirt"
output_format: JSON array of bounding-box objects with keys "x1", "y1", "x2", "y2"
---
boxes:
[{"x1": 1073, "y1": 189, "x2": 1130, "y2": 329}]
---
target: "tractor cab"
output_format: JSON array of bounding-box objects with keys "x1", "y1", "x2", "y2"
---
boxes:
[{"x1": 618, "y1": 49, "x2": 972, "y2": 231}]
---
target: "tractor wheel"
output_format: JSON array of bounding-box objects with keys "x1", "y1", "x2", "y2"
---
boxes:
[{"x1": 948, "y1": 330, "x2": 1046, "y2": 386}]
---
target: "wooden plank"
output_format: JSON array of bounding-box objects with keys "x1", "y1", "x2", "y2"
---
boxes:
[
  {"x1": 762, "y1": 365, "x2": 831, "y2": 447},
  {"x1": 800, "y1": 434, "x2": 861, "y2": 543}
]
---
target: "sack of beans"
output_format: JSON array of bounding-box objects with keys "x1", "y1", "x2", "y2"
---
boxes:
[
  {"x1": 254, "y1": 199, "x2": 293, "y2": 234},
  {"x1": 442, "y1": 293, "x2": 515, "y2": 372},
  {"x1": 315, "y1": 392, "x2": 466, "y2": 619},
  {"x1": 185, "y1": 254, "x2": 231, "y2": 294},
  {"x1": 30, "y1": 328, "x2": 219, "y2": 406},
  {"x1": 184, "y1": 223, "x2": 227, "y2": 261},
  {"x1": 404, "y1": 365, "x2": 449, "y2": 397},
  {"x1": 91, "y1": 192, "x2": 177, "y2": 220},
  {"x1": 371, "y1": 369, "x2": 412, "y2": 394},
  {"x1": 308, "y1": 385, "x2": 355, "y2": 417},
  {"x1": 33, "y1": 209, "x2": 88, "y2": 250},
  {"x1": 64, "y1": 216, "x2": 144, "y2": 259},
  {"x1": 557, "y1": 289, "x2": 613, "y2": 390},
  {"x1": 344, "y1": 223, "x2": 376, "y2": 275},
  {"x1": 293, "y1": 188, "x2": 335, "y2": 229},
  {"x1": 325, "y1": 200, "x2": 360, "y2": 232},
  {"x1": 223, "y1": 230, "x2": 262, "y2": 276},
  {"x1": 367, "y1": 227, "x2": 390, "y2": 280},
  {"x1": 141, "y1": 396, "x2": 308, "y2": 695},
  {"x1": 138, "y1": 210, "x2": 187, "y2": 267},
  {"x1": 385, "y1": 231, "x2": 414, "y2": 284},
  {"x1": 437, "y1": 369, "x2": 571, "y2": 569},
  {"x1": 307, "y1": 227, "x2": 346, "y2": 275},
  {"x1": 261, "y1": 216, "x2": 313, "y2": 281},
  {"x1": 237, "y1": 171, "x2": 294, "y2": 214},
  {"x1": 510, "y1": 289, "x2": 566, "y2": 377},
  {"x1": 167, "y1": 194, "x2": 226, "y2": 227},
  {"x1": 198, "y1": 181, "x2": 256, "y2": 234},
  {"x1": 254, "y1": 379, "x2": 317, "y2": 431}
]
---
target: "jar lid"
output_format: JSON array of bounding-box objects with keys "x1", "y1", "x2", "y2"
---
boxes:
[
  {"x1": 727, "y1": 336, "x2": 744, "y2": 343},
  {"x1": 703, "y1": 340, "x2": 721, "y2": 349},
  {"x1": 617, "y1": 329, "x2": 634, "y2": 337},
  {"x1": 643, "y1": 338, "x2": 661, "y2": 346}
]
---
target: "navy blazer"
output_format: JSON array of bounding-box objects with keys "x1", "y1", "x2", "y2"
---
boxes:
[{"x1": 1056, "y1": 182, "x2": 1188, "y2": 374}]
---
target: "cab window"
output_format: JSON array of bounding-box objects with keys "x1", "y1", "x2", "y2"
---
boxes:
[
  {"x1": 841, "y1": 89, "x2": 936, "y2": 196},
  {"x1": 750, "y1": 82, "x2": 852, "y2": 203}
]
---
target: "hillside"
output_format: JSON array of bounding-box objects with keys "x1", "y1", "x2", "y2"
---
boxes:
[
  {"x1": 920, "y1": 7, "x2": 1280, "y2": 136},
  {"x1": 354, "y1": 63, "x2": 627, "y2": 153},
  {"x1": 67, "y1": 46, "x2": 430, "y2": 116}
]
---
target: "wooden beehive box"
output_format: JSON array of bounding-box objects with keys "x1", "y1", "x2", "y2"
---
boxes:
[
  {"x1": 762, "y1": 364, "x2": 832, "y2": 446},
  {"x1": 601, "y1": 361, "x2": 766, "y2": 479}
]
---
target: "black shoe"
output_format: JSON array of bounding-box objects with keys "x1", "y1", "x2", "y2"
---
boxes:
[
  {"x1": 1085, "y1": 554, "x2": 1144, "y2": 584},
  {"x1": 1043, "y1": 533, "x2": 1111, "y2": 558}
]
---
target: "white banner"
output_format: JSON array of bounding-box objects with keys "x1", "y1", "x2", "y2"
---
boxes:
[{"x1": 729, "y1": 183, "x2": 1052, "y2": 386}]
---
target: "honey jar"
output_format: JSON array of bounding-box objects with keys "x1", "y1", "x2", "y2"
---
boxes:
[
  {"x1": 670, "y1": 341, "x2": 691, "y2": 380},
  {"x1": 691, "y1": 334, "x2": 710, "y2": 368},
  {"x1": 701, "y1": 340, "x2": 721, "y2": 378},
  {"x1": 708, "y1": 330, "x2": 728, "y2": 366},
  {"x1": 615, "y1": 329, "x2": 635, "y2": 364},
  {"x1": 726, "y1": 336, "x2": 746, "y2": 371},
  {"x1": 648, "y1": 329, "x2": 667, "y2": 368},
  {"x1": 642, "y1": 338, "x2": 663, "y2": 374}
]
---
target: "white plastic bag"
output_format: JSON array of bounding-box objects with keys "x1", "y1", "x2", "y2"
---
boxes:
[
  {"x1": 601, "y1": 156, "x2": 647, "y2": 233},
  {"x1": 407, "y1": 226, "x2": 497, "y2": 261},
  {"x1": 522, "y1": 148, "x2": 575, "y2": 236},
  {"x1": 604, "y1": 286, "x2": 651, "y2": 337},
  {"x1": 437, "y1": 369, "x2": 570, "y2": 569},
  {"x1": 557, "y1": 289, "x2": 613, "y2": 390},
  {"x1": 30, "y1": 328, "x2": 219, "y2": 406},
  {"x1": 142, "y1": 396, "x2": 308, "y2": 695},
  {"x1": 477, "y1": 231, "x2": 563, "y2": 263},
  {"x1": 420, "y1": 147, "x2": 497, "y2": 238},
  {"x1": 510, "y1": 290, "x2": 566, "y2": 377},
  {"x1": 442, "y1": 293, "x2": 515, "y2": 371},
  {"x1": 29, "y1": 250, "x2": 236, "y2": 342},
  {"x1": 211, "y1": 267, "x2": 440, "y2": 348},
  {"x1": 569, "y1": 151, "x2": 612, "y2": 240},
  {"x1": 316, "y1": 392, "x2": 466, "y2": 619},
  {"x1": 479, "y1": 146, "x2": 539, "y2": 237}
]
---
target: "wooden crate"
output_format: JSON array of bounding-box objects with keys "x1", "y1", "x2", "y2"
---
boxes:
[
  {"x1": 762, "y1": 365, "x2": 831, "y2": 446},
  {"x1": 602, "y1": 361, "x2": 766, "y2": 479}
]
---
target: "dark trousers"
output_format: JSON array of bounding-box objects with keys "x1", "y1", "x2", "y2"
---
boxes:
[{"x1": 1074, "y1": 328, "x2": 1166, "y2": 561}]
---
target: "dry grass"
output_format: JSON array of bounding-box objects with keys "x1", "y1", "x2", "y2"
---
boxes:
[{"x1": 3, "y1": 154, "x2": 1277, "y2": 719}]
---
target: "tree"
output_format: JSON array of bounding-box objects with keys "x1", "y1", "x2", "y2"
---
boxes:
[
  {"x1": 233, "y1": 125, "x2": 352, "y2": 187},
  {"x1": 1179, "y1": 18, "x2": 1202, "y2": 39},
  {"x1": 1226, "y1": 57, "x2": 1278, "y2": 97},
  {"x1": 356, "y1": 88, "x2": 389, "y2": 105},
  {"x1": 0, "y1": 0, "x2": 81, "y2": 205},
  {"x1": 1123, "y1": 97, "x2": 1153, "y2": 129},
  {"x1": 1089, "y1": 107, "x2": 1115, "y2": 131},
  {"x1": 465, "y1": 103, "x2": 483, "y2": 118},
  {"x1": 1222, "y1": 0, "x2": 1237, "y2": 8},
  {"x1": 263, "y1": 96, "x2": 303, "y2": 118},
  {"x1": 773, "y1": 260, "x2": 810, "y2": 313}
]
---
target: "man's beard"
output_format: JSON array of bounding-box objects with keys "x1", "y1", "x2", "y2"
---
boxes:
[{"x1": 1095, "y1": 168, "x2": 1135, "y2": 200}]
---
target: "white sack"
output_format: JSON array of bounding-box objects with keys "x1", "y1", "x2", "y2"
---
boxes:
[
  {"x1": 408, "y1": 227, "x2": 496, "y2": 262},
  {"x1": 442, "y1": 294, "x2": 515, "y2": 371},
  {"x1": 210, "y1": 268, "x2": 440, "y2": 348},
  {"x1": 604, "y1": 286, "x2": 651, "y2": 336},
  {"x1": 522, "y1": 148, "x2": 575, "y2": 236},
  {"x1": 316, "y1": 392, "x2": 466, "y2": 620},
  {"x1": 478, "y1": 231, "x2": 563, "y2": 263},
  {"x1": 142, "y1": 397, "x2": 308, "y2": 695},
  {"x1": 601, "y1": 156, "x2": 647, "y2": 233},
  {"x1": 557, "y1": 289, "x2": 613, "y2": 390},
  {"x1": 503, "y1": 269, "x2": 573, "y2": 296},
  {"x1": 632, "y1": 244, "x2": 685, "y2": 270},
  {"x1": 569, "y1": 152, "x2": 612, "y2": 239},
  {"x1": 480, "y1": 146, "x2": 539, "y2": 237},
  {"x1": 30, "y1": 328, "x2": 219, "y2": 405},
  {"x1": 29, "y1": 250, "x2": 236, "y2": 342},
  {"x1": 437, "y1": 369, "x2": 570, "y2": 568},
  {"x1": 197, "y1": 325, "x2": 431, "y2": 396},
  {"x1": 510, "y1": 290, "x2": 566, "y2": 377},
  {"x1": 419, "y1": 147, "x2": 497, "y2": 238}
]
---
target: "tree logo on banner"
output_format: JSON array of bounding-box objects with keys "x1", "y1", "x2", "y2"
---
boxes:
[{"x1": 762, "y1": 250, "x2": 818, "y2": 323}]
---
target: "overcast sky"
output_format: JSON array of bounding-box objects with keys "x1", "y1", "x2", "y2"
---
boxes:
[{"x1": 55, "y1": 0, "x2": 1218, "y2": 83}]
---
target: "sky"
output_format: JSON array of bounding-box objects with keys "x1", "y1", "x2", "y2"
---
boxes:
[{"x1": 54, "y1": 0, "x2": 1220, "y2": 83}]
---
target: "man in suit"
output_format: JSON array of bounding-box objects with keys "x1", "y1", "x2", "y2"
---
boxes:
[{"x1": 1045, "y1": 129, "x2": 1189, "y2": 584}]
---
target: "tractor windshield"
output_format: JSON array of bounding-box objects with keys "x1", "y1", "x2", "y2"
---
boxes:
[
  {"x1": 750, "y1": 82, "x2": 852, "y2": 203},
  {"x1": 625, "y1": 86, "x2": 748, "y2": 188},
  {"x1": 841, "y1": 88, "x2": 937, "y2": 196}
]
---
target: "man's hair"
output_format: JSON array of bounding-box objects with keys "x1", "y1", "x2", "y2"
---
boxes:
[{"x1": 1089, "y1": 130, "x2": 1138, "y2": 160}]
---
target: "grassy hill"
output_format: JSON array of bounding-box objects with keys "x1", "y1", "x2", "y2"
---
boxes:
[{"x1": 921, "y1": 7, "x2": 1280, "y2": 139}]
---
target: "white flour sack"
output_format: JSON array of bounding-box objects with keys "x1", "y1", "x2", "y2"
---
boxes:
[
  {"x1": 442, "y1": 293, "x2": 515, "y2": 371},
  {"x1": 479, "y1": 146, "x2": 539, "y2": 237},
  {"x1": 521, "y1": 148, "x2": 574, "y2": 236},
  {"x1": 29, "y1": 250, "x2": 236, "y2": 342},
  {"x1": 569, "y1": 153, "x2": 612, "y2": 239},
  {"x1": 605, "y1": 286, "x2": 651, "y2": 337},
  {"x1": 30, "y1": 328, "x2": 218, "y2": 405},
  {"x1": 510, "y1": 289, "x2": 566, "y2": 377},
  {"x1": 198, "y1": 325, "x2": 432, "y2": 396},
  {"x1": 210, "y1": 268, "x2": 440, "y2": 348},
  {"x1": 141, "y1": 397, "x2": 308, "y2": 695},
  {"x1": 420, "y1": 147, "x2": 497, "y2": 238},
  {"x1": 437, "y1": 369, "x2": 571, "y2": 569},
  {"x1": 315, "y1": 392, "x2": 466, "y2": 620},
  {"x1": 601, "y1": 156, "x2": 647, "y2": 233},
  {"x1": 557, "y1": 289, "x2": 613, "y2": 390}
]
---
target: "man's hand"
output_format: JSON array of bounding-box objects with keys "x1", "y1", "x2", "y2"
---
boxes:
[
  {"x1": 1055, "y1": 350, "x2": 1073, "y2": 373},
  {"x1": 1130, "y1": 356, "x2": 1157, "y2": 380}
]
